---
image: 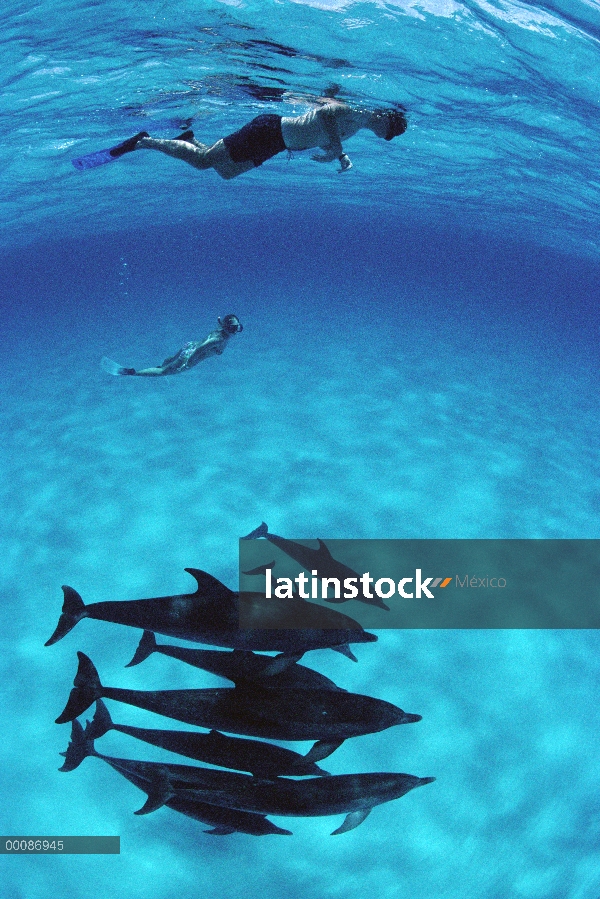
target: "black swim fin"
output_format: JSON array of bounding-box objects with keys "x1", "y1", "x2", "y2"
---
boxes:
[{"x1": 108, "y1": 131, "x2": 150, "y2": 159}]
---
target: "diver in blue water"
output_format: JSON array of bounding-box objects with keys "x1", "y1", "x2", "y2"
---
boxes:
[
  {"x1": 101, "y1": 314, "x2": 243, "y2": 377},
  {"x1": 109, "y1": 99, "x2": 406, "y2": 180}
]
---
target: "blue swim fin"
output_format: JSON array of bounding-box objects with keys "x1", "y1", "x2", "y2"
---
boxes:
[{"x1": 72, "y1": 131, "x2": 149, "y2": 171}]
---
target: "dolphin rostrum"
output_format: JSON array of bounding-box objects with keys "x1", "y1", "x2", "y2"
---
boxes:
[
  {"x1": 45, "y1": 569, "x2": 376, "y2": 661},
  {"x1": 85, "y1": 699, "x2": 338, "y2": 776},
  {"x1": 61, "y1": 720, "x2": 292, "y2": 836},
  {"x1": 242, "y1": 522, "x2": 390, "y2": 611},
  {"x1": 126, "y1": 630, "x2": 345, "y2": 690},
  {"x1": 56, "y1": 653, "x2": 422, "y2": 741},
  {"x1": 62, "y1": 720, "x2": 434, "y2": 835}
]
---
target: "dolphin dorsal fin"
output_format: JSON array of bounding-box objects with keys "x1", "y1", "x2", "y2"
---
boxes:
[
  {"x1": 184, "y1": 568, "x2": 235, "y2": 599},
  {"x1": 331, "y1": 808, "x2": 372, "y2": 835},
  {"x1": 316, "y1": 539, "x2": 334, "y2": 559}
]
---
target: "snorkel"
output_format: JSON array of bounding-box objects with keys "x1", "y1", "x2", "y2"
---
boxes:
[{"x1": 218, "y1": 314, "x2": 244, "y2": 335}]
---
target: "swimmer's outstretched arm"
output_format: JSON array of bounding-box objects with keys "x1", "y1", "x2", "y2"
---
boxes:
[{"x1": 311, "y1": 105, "x2": 352, "y2": 172}]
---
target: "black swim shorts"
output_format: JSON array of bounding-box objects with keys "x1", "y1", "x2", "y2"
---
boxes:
[{"x1": 223, "y1": 114, "x2": 286, "y2": 168}]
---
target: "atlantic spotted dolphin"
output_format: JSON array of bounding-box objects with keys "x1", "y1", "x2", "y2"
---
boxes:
[
  {"x1": 45, "y1": 569, "x2": 237, "y2": 646},
  {"x1": 126, "y1": 630, "x2": 345, "y2": 691},
  {"x1": 56, "y1": 653, "x2": 422, "y2": 741},
  {"x1": 62, "y1": 721, "x2": 434, "y2": 834},
  {"x1": 85, "y1": 699, "x2": 337, "y2": 776},
  {"x1": 61, "y1": 721, "x2": 291, "y2": 836},
  {"x1": 242, "y1": 522, "x2": 390, "y2": 611},
  {"x1": 45, "y1": 569, "x2": 376, "y2": 662}
]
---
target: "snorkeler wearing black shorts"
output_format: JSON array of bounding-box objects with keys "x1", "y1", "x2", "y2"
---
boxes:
[
  {"x1": 101, "y1": 314, "x2": 243, "y2": 377},
  {"x1": 114, "y1": 98, "x2": 406, "y2": 180}
]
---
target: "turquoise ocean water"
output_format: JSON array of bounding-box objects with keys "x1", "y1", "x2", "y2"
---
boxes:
[{"x1": 1, "y1": 0, "x2": 600, "y2": 896}]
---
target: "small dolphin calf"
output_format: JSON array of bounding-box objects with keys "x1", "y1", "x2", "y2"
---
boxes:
[
  {"x1": 56, "y1": 653, "x2": 422, "y2": 741},
  {"x1": 45, "y1": 570, "x2": 376, "y2": 661},
  {"x1": 242, "y1": 522, "x2": 390, "y2": 611},
  {"x1": 126, "y1": 631, "x2": 345, "y2": 691},
  {"x1": 62, "y1": 721, "x2": 434, "y2": 835},
  {"x1": 61, "y1": 721, "x2": 291, "y2": 836},
  {"x1": 86, "y1": 699, "x2": 337, "y2": 776}
]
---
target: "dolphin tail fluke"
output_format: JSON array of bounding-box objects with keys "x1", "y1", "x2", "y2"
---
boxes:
[
  {"x1": 304, "y1": 738, "x2": 344, "y2": 764},
  {"x1": 85, "y1": 699, "x2": 113, "y2": 741},
  {"x1": 125, "y1": 630, "x2": 157, "y2": 667},
  {"x1": 241, "y1": 522, "x2": 269, "y2": 540},
  {"x1": 331, "y1": 808, "x2": 372, "y2": 835},
  {"x1": 331, "y1": 643, "x2": 358, "y2": 662},
  {"x1": 134, "y1": 768, "x2": 176, "y2": 815},
  {"x1": 55, "y1": 652, "x2": 103, "y2": 724},
  {"x1": 59, "y1": 719, "x2": 96, "y2": 772},
  {"x1": 45, "y1": 586, "x2": 87, "y2": 646}
]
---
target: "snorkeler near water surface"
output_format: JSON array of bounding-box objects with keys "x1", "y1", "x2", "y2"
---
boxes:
[
  {"x1": 80, "y1": 98, "x2": 407, "y2": 179},
  {"x1": 101, "y1": 314, "x2": 243, "y2": 377}
]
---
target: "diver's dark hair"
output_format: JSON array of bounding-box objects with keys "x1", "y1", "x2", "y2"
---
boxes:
[
  {"x1": 220, "y1": 314, "x2": 243, "y2": 334},
  {"x1": 383, "y1": 109, "x2": 407, "y2": 141}
]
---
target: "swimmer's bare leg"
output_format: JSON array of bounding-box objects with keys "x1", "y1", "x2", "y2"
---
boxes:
[
  {"x1": 137, "y1": 137, "x2": 254, "y2": 180},
  {"x1": 127, "y1": 366, "x2": 170, "y2": 376},
  {"x1": 136, "y1": 137, "x2": 212, "y2": 170},
  {"x1": 102, "y1": 357, "x2": 171, "y2": 377}
]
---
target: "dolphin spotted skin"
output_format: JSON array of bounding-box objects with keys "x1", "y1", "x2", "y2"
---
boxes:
[
  {"x1": 242, "y1": 522, "x2": 390, "y2": 611},
  {"x1": 61, "y1": 720, "x2": 434, "y2": 835},
  {"x1": 126, "y1": 630, "x2": 345, "y2": 692},
  {"x1": 86, "y1": 699, "x2": 338, "y2": 777},
  {"x1": 45, "y1": 569, "x2": 376, "y2": 661},
  {"x1": 56, "y1": 652, "x2": 422, "y2": 741},
  {"x1": 61, "y1": 721, "x2": 291, "y2": 836}
]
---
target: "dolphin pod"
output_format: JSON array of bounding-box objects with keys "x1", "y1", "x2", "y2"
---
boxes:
[
  {"x1": 56, "y1": 652, "x2": 422, "y2": 741},
  {"x1": 45, "y1": 568, "x2": 376, "y2": 661},
  {"x1": 49, "y1": 546, "x2": 433, "y2": 836},
  {"x1": 83, "y1": 699, "x2": 338, "y2": 777},
  {"x1": 61, "y1": 720, "x2": 435, "y2": 835},
  {"x1": 242, "y1": 522, "x2": 390, "y2": 611},
  {"x1": 126, "y1": 630, "x2": 345, "y2": 690},
  {"x1": 62, "y1": 721, "x2": 291, "y2": 837}
]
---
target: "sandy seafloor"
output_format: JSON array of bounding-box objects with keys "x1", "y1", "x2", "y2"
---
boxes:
[{"x1": 2, "y1": 0, "x2": 600, "y2": 897}]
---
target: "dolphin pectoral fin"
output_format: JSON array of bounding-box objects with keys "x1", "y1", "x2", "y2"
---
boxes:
[
  {"x1": 134, "y1": 769, "x2": 175, "y2": 815},
  {"x1": 85, "y1": 699, "x2": 113, "y2": 740},
  {"x1": 331, "y1": 643, "x2": 358, "y2": 662},
  {"x1": 45, "y1": 586, "x2": 87, "y2": 646},
  {"x1": 331, "y1": 808, "x2": 372, "y2": 835},
  {"x1": 205, "y1": 826, "x2": 236, "y2": 835},
  {"x1": 125, "y1": 630, "x2": 157, "y2": 667},
  {"x1": 55, "y1": 653, "x2": 102, "y2": 724},
  {"x1": 241, "y1": 522, "x2": 269, "y2": 540},
  {"x1": 261, "y1": 653, "x2": 303, "y2": 676},
  {"x1": 304, "y1": 738, "x2": 344, "y2": 764},
  {"x1": 59, "y1": 719, "x2": 96, "y2": 772}
]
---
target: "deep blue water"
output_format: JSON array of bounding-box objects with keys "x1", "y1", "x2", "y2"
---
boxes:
[{"x1": 1, "y1": 1, "x2": 600, "y2": 897}]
